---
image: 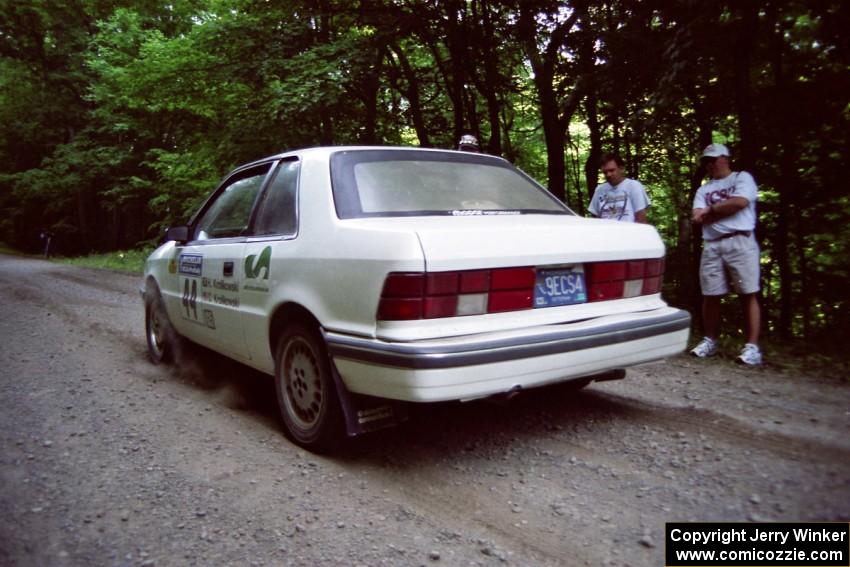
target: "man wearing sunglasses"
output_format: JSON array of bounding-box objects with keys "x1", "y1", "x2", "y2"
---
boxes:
[{"x1": 690, "y1": 143, "x2": 762, "y2": 365}]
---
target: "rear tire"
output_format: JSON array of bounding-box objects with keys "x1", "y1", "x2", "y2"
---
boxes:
[
  {"x1": 145, "y1": 289, "x2": 176, "y2": 364},
  {"x1": 274, "y1": 322, "x2": 345, "y2": 453}
]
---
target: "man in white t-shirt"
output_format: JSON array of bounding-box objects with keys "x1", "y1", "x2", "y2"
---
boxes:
[
  {"x1": 690, "y1": 143, "x2": 762, "y2": 365},
  {"x1": 588, "y1": 153, "x2": 650, "y2": 223}
]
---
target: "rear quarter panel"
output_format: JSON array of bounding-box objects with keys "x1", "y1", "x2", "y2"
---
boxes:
[{"x1": 240, "y1": 154, "x2": 426, "y2": 373}]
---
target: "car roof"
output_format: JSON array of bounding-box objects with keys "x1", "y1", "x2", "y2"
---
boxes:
[{"x1": 235, "y1": 145, "x2": 509, "y2": 172}]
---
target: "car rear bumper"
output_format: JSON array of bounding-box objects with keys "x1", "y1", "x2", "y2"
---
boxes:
[{"x1": 325, "y1": 307, "x2": 690, "y2": 402}]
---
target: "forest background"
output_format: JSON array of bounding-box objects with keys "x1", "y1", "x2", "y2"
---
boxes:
[{"x1": 1, "y1": 0, "x2": 847, "y2": 351}]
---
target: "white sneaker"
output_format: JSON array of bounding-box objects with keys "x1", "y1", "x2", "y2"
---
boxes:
[
  {"x1": 737, "y1": 343, "x2": 762, "y2": 366},
  {"x1": 690, "y1": 337, "x2": 717, "y2": 358}
]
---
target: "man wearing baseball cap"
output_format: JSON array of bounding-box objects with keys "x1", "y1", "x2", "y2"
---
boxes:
[{"x1": 690, "y1": 143, "x2": 763, "y2": 365}]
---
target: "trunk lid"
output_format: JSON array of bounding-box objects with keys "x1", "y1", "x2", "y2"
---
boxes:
[{"x1": 408, "y1": 215, "x2": 664, "y2": 271}]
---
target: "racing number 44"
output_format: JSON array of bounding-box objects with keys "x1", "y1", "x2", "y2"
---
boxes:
[{"x1": 183, "y1": 278, "x2": 198, "y2": 320}]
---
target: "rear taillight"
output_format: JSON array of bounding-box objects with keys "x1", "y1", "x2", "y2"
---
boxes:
[
  {"x1": 378, "y1": 258, "x2": 665, "y2": 320},
  {"x1": 378, "y1": 267, "x2": 535, "y2": 321},
  {"x1": 586, "y1": 257, "x2": 665, "y2": 302},
  {"x1": 488, "y1": 268, "x2": 535, "y2": 313}
]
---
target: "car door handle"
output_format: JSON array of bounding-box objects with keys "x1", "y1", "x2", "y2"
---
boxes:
[{"x1": 223, "y1": 262, "x2": 234, "y2": 277}]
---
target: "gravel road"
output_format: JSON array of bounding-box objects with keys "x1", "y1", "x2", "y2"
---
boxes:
[{"x1": 1, "y1": 254, "x2": 848, "y2": 566}]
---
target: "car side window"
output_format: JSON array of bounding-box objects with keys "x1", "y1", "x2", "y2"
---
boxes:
[
  {"x1": 253, "y1": 160, "x2": 299, "y2": 237},
  {"x1": 195, "y1": 165, "x2": 270, "y2": 240}
]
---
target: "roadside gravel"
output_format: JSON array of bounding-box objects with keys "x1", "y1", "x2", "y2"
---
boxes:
[{"x1": 1, "y1": 255, "x2": 848, "y2": 566}]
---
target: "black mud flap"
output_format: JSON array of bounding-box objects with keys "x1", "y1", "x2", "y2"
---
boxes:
[
  {"x1": 592, "y1": 368, "x2": 626, "y2": 382},
  {"x1": 328, "y1": 358, "x2": 409, "y2": 437}
]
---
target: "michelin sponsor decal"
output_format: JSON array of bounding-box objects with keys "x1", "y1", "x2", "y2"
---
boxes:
[{"x1": 178, "y1": 254, "x2": 203, "y2": 277}]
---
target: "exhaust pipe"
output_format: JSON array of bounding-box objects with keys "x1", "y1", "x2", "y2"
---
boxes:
[{"x1": 484, "y1": 384, "x2": 523, "y2": 405}]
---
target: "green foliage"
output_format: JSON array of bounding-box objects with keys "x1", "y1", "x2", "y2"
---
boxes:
[{"x1": 59, "y1": 247, "x2": 152, "y2": 273}]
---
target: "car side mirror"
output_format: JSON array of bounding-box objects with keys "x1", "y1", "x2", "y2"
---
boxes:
[{"x1": 165, "y1": 226, "x2": 190, "y2": 244}]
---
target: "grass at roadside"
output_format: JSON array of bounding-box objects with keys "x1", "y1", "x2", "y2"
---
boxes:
[
  {"x1": 0, "y1": 243, "x2": 31, "y2": 257},
  {"x1": 59, "y1": 248, "x2": 151, "y2": 274},
  {"x1": 763, "y1": 339, "x2": 850, "y2": 381},
  {"x1": 688, "y1": 331, "x2": 850, "y2": 381},
  {"x1": 1, "y1": 242, "x2": 149, "y2": 272}
]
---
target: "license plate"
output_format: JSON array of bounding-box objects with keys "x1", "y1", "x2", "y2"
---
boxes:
[{"x1": 534, "y1": 268, "x2": 587, "y2": 307}]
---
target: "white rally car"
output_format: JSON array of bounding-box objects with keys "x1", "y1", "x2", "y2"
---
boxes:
[{"x1": 142, "y1": 146, "x2": 689, "y2": 451}]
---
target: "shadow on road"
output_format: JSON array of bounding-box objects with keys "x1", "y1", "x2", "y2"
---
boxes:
[{"x1": 152, "y1": 338, "x2": 642, "y2": 462}]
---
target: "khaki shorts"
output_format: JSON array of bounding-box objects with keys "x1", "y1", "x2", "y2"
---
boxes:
[{"x1": 699, "y1": 233, "x2": 761, "y2": 295}]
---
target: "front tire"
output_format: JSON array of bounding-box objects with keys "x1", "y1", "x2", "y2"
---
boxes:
[
  {"x1": 274, "y1": 322, "x2": 344, "y2": 452},
  {"x1": 145, "y1": 290, "x2": 175, "y2": 364}
]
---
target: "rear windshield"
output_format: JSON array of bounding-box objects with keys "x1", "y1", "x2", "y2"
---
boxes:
[{"x1": 330, "y1": 149, "x2": 570, "y2": 218}]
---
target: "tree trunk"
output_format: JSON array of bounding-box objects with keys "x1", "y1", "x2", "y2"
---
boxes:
[
  {"x1": 421, "y1": 27, "x2": 464, "y2": 142},
  {"x1": 471, "y1": 0, "x2": 502, "y2": 155},
  {"x1": 733, "y1": 2, "x2": 759, "y2": 170},
  {"x1": 516, "y1": 6, "x2": 580, "y2": 203},
  {"x1": 535, "y1": 79, "x2": 566, "y2": 202},
  {"x1": 580, "y1": 5, "x2": 600, "y2": 202},
  {"x1": 317, "y1": 5, "x2": 334, "y2": 144},
  {"x1": 684, "y1": 81, "x2": 715, "y2": 314},
  {"x1": 359, "y1": 46, "x2": 383, "y2": 145},
  {"x1": 387, "y1": 43, "x2": 431, "y2": 147},
  {"x1": 437, "y1": 1, "x2": 469, "y2": 141},
  {"x1": 769, "y1": 8, "x2": 794, "y2": 338},
  {"x1": 583, "y1": 93, "x2": 601, "y2": 200}
]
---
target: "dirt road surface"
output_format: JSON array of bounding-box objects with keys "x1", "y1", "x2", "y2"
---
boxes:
[{"x1": 1, "y1": 254, "x2": 848, "y2": 566}]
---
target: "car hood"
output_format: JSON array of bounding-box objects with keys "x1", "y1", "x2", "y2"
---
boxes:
[{"x1": 352, "y1": 215, "x2": 666, "y2": 271}]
